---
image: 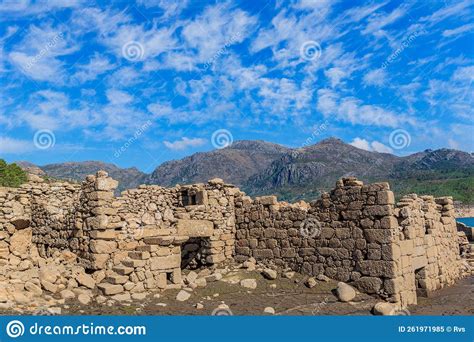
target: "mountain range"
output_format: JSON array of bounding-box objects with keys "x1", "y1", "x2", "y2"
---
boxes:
[{"x1": 15, "y1": 138, "x2": 474, "y2": 203}]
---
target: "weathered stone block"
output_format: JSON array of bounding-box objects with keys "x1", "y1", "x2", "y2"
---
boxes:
[
  {"x1": 89, "y1": 230, "x2": 117, "y2": 240},
  {"x1": 97, "y1": 283, "x2": 124, "y2": 295},
  {"x1": 412, "y1": 255, "x2": 428, "y2": 270},
  {"x1": 399, "y1": 240, "x2": 414, "y2": 256},
  {"x1": 364, "y1": 229, "x2": 391, "y2": 244},
  {"x1": 95, "y1": 177, "x2": 118, "y2": 191},
  {"x1": 353, "y1": 277, "x2": 382, "y2": 294},
  {"x1": 90, "y1": 240, "x2": 117, "y2": 254},
  {"x1": 150, "y1": 254, "x2": 181, "y2": 270},
  {"x1": 10, "y1": 228, "x2": 32, "y2": 257},
  {"x1": 176, "y1": 219, "x2": 213, "y2": 237},
  {"x1": 357, "y1": 260, "x2": 397, "y2": 278},
  {"x1": 377, "y1": 191, "x2": 395, "y2": 205},
  {"x1": 281, "y1": 248, "x2": 296, "y2": 258},
  {"x1": 256, "y1": 196, "x2": 277, "y2": 205},
  {"x1": 253, "y1": 249, "x2": 273, "y2": 259}
]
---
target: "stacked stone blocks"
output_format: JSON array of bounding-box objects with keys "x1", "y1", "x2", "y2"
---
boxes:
[{"x1": 0, "y1": 172, "x2": 465, "y2": 307}]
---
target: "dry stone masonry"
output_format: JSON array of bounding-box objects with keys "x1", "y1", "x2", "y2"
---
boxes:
[{"x1": 0, "y1": 172, "x2": 468, "y2": 311}]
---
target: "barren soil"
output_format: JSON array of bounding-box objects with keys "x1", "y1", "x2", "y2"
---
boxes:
[{"x1": 10, "y1": 270, "x2": 469, "y2": 316}]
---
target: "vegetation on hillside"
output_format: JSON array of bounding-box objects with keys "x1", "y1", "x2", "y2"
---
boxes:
[
  {"x1": 252, "y1": 176, "x2": 474, "y2": 205},
  {"x1": 390, "y1": 176, "x2": 474, "y2": 204},
  {"x1": 0, "y1": 159, "x2": 28, "y2": 187}
]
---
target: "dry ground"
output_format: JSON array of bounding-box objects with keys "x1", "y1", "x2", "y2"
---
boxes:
[{"x1": 50, "y1": 270, "x2": 474, "y2": 316}]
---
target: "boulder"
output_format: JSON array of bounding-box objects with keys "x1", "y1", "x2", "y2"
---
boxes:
[
  {"x1": 176, "y1": 290, "x2": 191, "y2": 302},
  {"x1": 336, "y1": 282, "x2": 356, "y2": 302},
  {"x1": 60, "y1": 289, "x2": 75, "y2": 300},
  {"x1": 97, "y1": 283, "x2": 124, "y2": 296},
  {"x1": 78, "y1": 294, "x2": 91, "y2": 305},
  {"x1": 264, "y1": 307, "x2": 275, "y2": 314},
  {"x1": 373, "y1": 302, "x2": 395, "y2": 316},
  {"x1": 24, "y1": 281, "x2": 42, "y2": 296},
  {"x1": 185, "y1": 271, "x2": 198, "y2": 284},
  {"x1": 39, "y1": 267, "x2": 58, "y2": 284},
  {"x1": 316, "y1": 274, "x2": 330, "y2": 282},
  {"x1": 305, "y1": 277, "x2": 317, "y2": 288},
  {"x1": 262, "y1": 269, "x2": 277, "y2": 280},
  {"x1": 76, "y1": 274, "x2": 96, "y2": 289},
  {"x1": 41, "y1": 280, "x2": 59, "y2": 294}
]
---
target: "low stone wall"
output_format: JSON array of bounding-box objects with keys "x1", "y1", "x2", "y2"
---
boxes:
[{"x1": 234, "y1": 178, "x2": 464, "y2": 306}]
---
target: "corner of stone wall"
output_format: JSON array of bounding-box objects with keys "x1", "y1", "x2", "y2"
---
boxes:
[{"x1": 79, "y1": 171, "x2": 119, "y2": 270}]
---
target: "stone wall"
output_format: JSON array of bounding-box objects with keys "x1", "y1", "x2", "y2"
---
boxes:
[
  {"x1": 234, "y1": 178, "x2": 464, "y2": 306},
  {"x1": 0, "y1": 179, "x2": 81, "y2": 258},
  {"x1": 393, "y1": 195, "x2": 462, "y2": 306},
  {"x1": 0, "y1": 172, "x2": 465, "y2": 308}
]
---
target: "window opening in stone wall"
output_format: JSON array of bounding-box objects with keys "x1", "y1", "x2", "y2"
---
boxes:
[
  {"x1": 180, "y1": 189, "x2": 203, "y2": 206},
  {"x1": 166, "y1": 272, "x2": 173, "y2": 285}
]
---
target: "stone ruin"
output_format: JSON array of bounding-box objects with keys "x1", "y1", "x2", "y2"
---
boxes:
[{"x1": 0, "y1": 171, "x2": 470, "y2": 311}]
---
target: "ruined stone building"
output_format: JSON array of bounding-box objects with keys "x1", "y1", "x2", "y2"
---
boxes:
[{"x1": 0, "y1": 171, "x2": 465, "y2": 308}]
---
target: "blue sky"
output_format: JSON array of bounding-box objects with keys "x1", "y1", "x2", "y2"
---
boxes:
[{"x1": 0, "y1": 0, "x2": 473, "y2": 172}]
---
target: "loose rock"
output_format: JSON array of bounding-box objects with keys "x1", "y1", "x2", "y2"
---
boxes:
[
  {"x1": 336, "y1": 282, "x2": 356, "y2": 302},
  {"x1": 240, "y1": 279, "x2": 257, "y2": 289},
  {"x1": 176, "y1": 290, "x2": 191, "y2": 302}
]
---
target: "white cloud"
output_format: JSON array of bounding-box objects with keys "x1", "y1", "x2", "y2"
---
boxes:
[
  {"x1": 362, "y1": 4, "x2": 408, "y2": 37},
  {"x1": 250, "y1": 4, "x2": 338, "y2": 70},
  {"x1": 350, "y1": 137, "x2": 393, "y2": 153},
  {"x1": 9, "y1": 51, "x2": 64, "y2": 82},
  {"x1": 137, "y1": 0, "x2": 189, "y2": 18},
  {"x1": 442, "y1": 23, "x2": 474, "y2": 37},
  {"x1": 0, "y1": 137, "x2": 32, "y2": 153},
  {"x1": 106, "y1": 67, "x2": 142, "y2": 87},
  {"x1": 371, "y1": 141, "x2": 393, "y2": 153},
  {"x1": 106, "y1": 89, "x2": 133, "y2": 105},
  {"x1": 350, "y1": 137, "x2": 371, "y2": 151},
  {"x1": 421, "y1": 0, "x2": 472, "y2": 26},
  {"x1": 343, "y1": 1, "x2": 389, "y2": 22},
  {"x1": 8, "y1": 22, "x2": 79, "y2": 83},
  {"x1": 181, "y1": 3, "x2": 257, "y2": 63},
  {"x1": 72, "y1": 53, "x2": 115, "y2": 83},
  {"x1": 11, "y1": 90, "x2": 100, "y2": 132},
  {"x1": 423, "y1": 65, "x2": 473, "y2": 120},
  {"x1": 363, "y1": 68, "x2": 387, "y2": 87},
  {"x1": 317, "y1": 89, "x2": 414, "y2": 128},
  {"x1": 147, "y1": 102, "x2": 175, "y2": 119},
  {"x1": 325, "y1": 67, "x2": 347, "y2": 88},
  {"x1": 164, "y1": 137, "x2": 206, "y2": 150},
  {"x1": 0, "y1": 0, "x2": 84, "y2": 17}
]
